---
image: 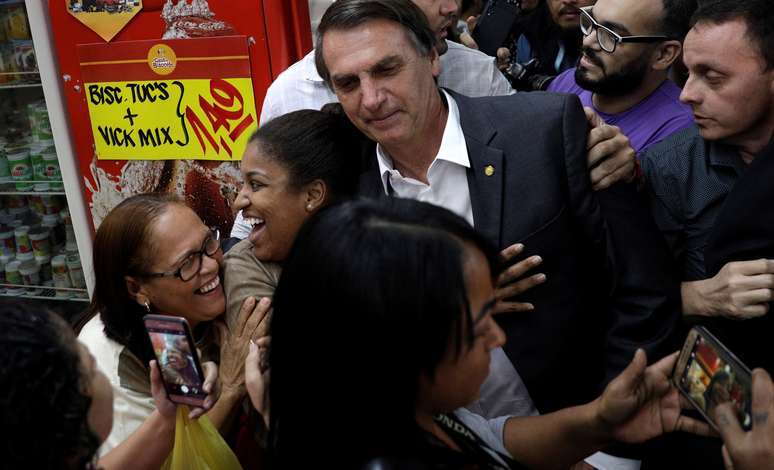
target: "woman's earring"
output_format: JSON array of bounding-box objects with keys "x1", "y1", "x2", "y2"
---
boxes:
[
  {"x1": 307, "y1": 203, "x2": 313, "y2": 211},
  {"x1": 144, "y1": 301, "x2": 151, "y2": 313}
]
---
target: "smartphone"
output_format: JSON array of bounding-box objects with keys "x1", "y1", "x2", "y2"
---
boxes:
[
  {"x1": 472, "y1": 0, "x2": 522, "y2": 57},
  {"x1": 673, "y1": 326, "x2": 752, "y2": 432},
  {"x1": 143, "y1": 314, "x2": 207, "y2": 407}
]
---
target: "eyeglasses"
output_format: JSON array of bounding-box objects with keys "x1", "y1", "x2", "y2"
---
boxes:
[
  {"x1": 579, "y1": 6, "x2": 670, "y2": 53},
  {"x1": 143, "y1": 229, "x2": 221, "y2": 282}
]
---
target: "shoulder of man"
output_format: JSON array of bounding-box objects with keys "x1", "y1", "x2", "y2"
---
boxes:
[
  {"x1": 640, "y1": 125, "x2": 704, "y2": 189},
  {"x1": 545, "y1": 68, "x2": 580, "y2": 94},
  {"x1": 451, "y1": 89, "x2": 576, "y2": 125},
  {"x1": 262, "y1": 52, "x2": 319, "y2": 103},
  {"x1": 260, "y1": 50, "x2": 333, "y2": 123},
  {"x1": 440, "y1": 41, "x2": 514, "y2": 97},
  {"x1": 443, "y1": 40, "x2": 496, "y2": 60}
]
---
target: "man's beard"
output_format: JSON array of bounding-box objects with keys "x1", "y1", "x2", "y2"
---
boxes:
[{"x1": 575, "y1": 47, "x2": 650, "y2": 97}]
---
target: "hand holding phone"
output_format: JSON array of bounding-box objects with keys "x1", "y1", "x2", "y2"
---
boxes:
[
  {"x1": 144, "y1": 314, "x2": 208, "y2": 407},
  {"x1": 715, "y1": 369, "x2": 774, "y2": 470},
  {"x1": 673, "y1": 326, "x2": 753, "y2": 432}
]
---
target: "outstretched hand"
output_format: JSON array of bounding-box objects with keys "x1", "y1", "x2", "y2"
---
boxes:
[{"x1": 596, "y1": 349, "x2": 714, "y2": 443}]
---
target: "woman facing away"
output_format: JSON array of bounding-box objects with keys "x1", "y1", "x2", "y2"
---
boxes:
[
  {"x1": 0, "y1": 302, "x2": 113, "y2": 469},
  {"x1": 261, "y1": 198, "x2": 718, "y2": 469},
  {"x1": 77, "y1": 193, "x2": 268, "y2": 469}
]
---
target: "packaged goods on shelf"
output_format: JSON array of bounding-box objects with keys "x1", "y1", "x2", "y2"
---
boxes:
[
  {"x1": 7, "y1": 145, "x2": 31, "y2": 190},
  {"x1": 4, "y1": 5, "x2": 31, "y2": 41},
  {"x1": 11, "y1": 40, "x2": 36, "y2": 79},
  {"x1": 51, "y1": 253, "x2": 71, "y2": 298},
  {"x1": 18, "y1": 258, "x2": 42, "y2": 294}
]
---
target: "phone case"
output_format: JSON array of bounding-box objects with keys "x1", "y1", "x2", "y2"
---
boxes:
[
  {"x1": 673, "y1": 326, "x2": 752, "y2": 431},
  {"x1": 472, "y1": 0, "x2": 522, "y2": 57},
  {"x1": 143, "y1": 314, "x2": 207, "y2": 406}
]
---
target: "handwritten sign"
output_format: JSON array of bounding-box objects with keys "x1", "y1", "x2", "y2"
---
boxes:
[{"x1": 78, "y1": 37, "x2": 258, "y2": 160}]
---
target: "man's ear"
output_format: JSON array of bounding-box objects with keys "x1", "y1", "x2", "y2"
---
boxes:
[
  {"x1": 652, "y1": 40, "x2": 682, "y2": 71},
  {"x1": 303, "y1": 179, "x2": 327, "y2": 213},
  {"x1": 125, "y1": 275, "x2": 150, "y2": 307}
]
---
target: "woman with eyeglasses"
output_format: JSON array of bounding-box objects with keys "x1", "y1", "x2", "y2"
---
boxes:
[{"x1": 77, "y1": 193, "x2": 268, "y2": 469}]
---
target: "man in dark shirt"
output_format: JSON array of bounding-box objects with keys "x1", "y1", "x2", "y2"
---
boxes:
[
  {"x1": 641, "y1": 2, "x2": 774, "y2": 466},
  {"x1": 641, "y1": 0, "x2": 774, "y2": 323}
]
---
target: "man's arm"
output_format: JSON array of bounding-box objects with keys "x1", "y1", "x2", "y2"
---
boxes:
[
  {"x1": 560, "y1": 95, "x2": 682, "y2": 382},
  {"x1": 502, "y1": 351, "x2": 711, "y2": 470}
]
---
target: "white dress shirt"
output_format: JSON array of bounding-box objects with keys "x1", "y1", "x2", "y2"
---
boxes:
[
  {"x1": 376, "y1": 90, "x2": 474, "y2": 226},
  {"x1": 377, "y1": 90, "x2": 538, "y2": 421}
]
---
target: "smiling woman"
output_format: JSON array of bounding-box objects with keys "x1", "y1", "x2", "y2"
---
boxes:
[
  {"x1": 223, "y1": 106, "x2": 363, "y2": 333},
  {"x1": 76, "y1": 193, "x2": 250, "y2": 470}
]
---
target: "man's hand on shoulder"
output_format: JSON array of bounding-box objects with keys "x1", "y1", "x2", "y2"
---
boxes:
[
  {"x1": 682, "y1": 259, "x2": 774, "y2": 319},
  {"x1": 584, "y1": 107, "x2": 636, "y2": 191}
]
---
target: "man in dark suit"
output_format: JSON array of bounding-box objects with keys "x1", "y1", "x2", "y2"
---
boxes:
[{"x1": 315, "y1": 0, "x2": 681, "y2": 422}]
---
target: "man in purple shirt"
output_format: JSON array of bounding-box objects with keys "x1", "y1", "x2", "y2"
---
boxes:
[{"x1": 548, "y1": 0, "x2": 695, "y2": 153}]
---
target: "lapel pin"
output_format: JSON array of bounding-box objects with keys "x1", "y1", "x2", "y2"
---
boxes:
[{"x1": 484, "y1": 165, "x2": 495, "y2": 177}]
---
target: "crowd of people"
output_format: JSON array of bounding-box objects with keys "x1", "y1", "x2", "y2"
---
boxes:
[{"x1": 1, "y1": 0, "x2": 774, "y2": 468}]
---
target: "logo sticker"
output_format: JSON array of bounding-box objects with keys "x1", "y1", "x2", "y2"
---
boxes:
[{"x1": 147, "y1": 44, "x2": 177, "y2": 76}]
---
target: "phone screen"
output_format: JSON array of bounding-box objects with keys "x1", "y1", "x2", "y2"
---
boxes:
[
  {"x1": 676, "y1": 328, "x2": 752, "y2": 431},
  {"x1": 144, "y1": 316, "x2": 206, "y2": 406}
]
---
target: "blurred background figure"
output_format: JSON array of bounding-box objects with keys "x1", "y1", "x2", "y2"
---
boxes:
[{"x1": 0, "y1": 302, "x2": 113, "y2": 470}]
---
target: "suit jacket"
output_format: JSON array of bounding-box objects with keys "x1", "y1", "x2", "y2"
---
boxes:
[
  {"x1": 358, "y1": 90, "x2": 681, "y2": 413},
  {"x1": 703, "y1": 135, "x2": 774, "y2": 373}
]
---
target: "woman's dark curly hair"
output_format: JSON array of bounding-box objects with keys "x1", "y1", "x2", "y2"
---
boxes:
[{"x1": 0, "y1": 301, "x2": 101, "y2": 469}]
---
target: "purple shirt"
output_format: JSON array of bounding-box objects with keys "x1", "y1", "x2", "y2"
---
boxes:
[{"x1": 548, "y1": 68, "x2": 693, "y2": 154}]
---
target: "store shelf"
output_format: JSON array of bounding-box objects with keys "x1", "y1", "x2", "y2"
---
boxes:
[
  {"x1": 0, "y1": 181, "x2": 65, "y2": 195},
  {"x1": 0, "y1": 282, "x2": 89, "y2": 302},
  {"x1": 0, "y1": 190, "x2": 66, "y2": 196},
  {"x1": 0, "y1": 290, "x2": 89, "y2": 302},
  {"x1": 0, "y1": 82, "x2": 42, "y2": 90}
]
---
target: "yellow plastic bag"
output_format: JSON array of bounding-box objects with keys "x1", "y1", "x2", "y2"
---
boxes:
[{"x1": 161, "y1": 406, "x2": 243, "y2": 470}]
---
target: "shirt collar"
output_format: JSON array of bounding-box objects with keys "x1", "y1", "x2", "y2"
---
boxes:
[
  {"x1": 376, "y1": 90, "x2": 470, "y2": 192},
  {"x1": 303, "y1": 51, "x2": 325, "y2": 83},
  {"x1": 708, "y1": 139, "x2": 747, "y2": 174}
]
